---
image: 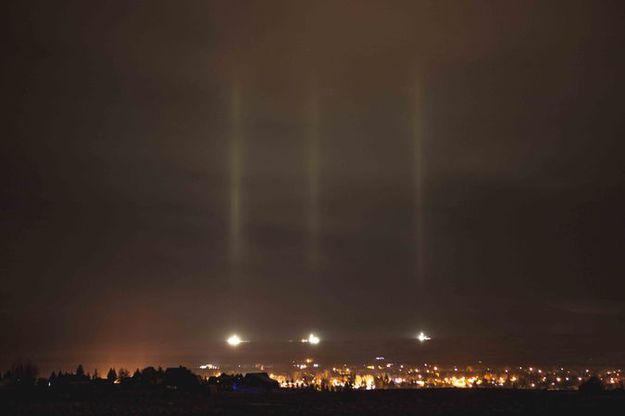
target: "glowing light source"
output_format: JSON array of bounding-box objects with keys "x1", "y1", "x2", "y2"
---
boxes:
[
  {"x1": 417, "y1": 331, "x2": 431, "y2": 342},
  {"x1": 227, "y1": 334, "x2": 242, "y2": 347},
  {"x1": 301, "y1": 333, "x2": 320, "y2": 344}
]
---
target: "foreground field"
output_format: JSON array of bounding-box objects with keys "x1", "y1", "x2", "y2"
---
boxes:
[{"x1": 3, "y1": 388, "x2": 624, "y2": 415}]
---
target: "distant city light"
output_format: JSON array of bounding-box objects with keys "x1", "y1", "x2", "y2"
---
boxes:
[
  {"x1": 301, "y1": 333, "x2": 320, "y2": 345},
  {"x1": 227, "y1": 334, "x2": 242, "y2": 346},
  {"x1": 417, "y1": 332, "x2": 431, "y2": 342},
  {"x1": 257, "y1": 362, "x2": 622, "y2": 391}
]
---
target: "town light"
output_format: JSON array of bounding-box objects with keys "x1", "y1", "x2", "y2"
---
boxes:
[
  {"x1": 227, "y1": 334, "x2": 242, "y2": 347},
  {"x1": 417, "y1": 332, "x2": 431, "y2": 342},
  {"x1": 301, "y1": 333, "x2": 321, "y2": 344}
]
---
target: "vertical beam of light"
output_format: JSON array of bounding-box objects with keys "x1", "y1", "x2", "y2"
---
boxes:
[
  {"x1": 307, "y1": 78, "x2": 320, "y2": 269},
  {"x1": 412, "y1": 78, "x2": 426, "y2": 289},
  {"x1": 229, "y1": 82, "x2": 242, "y2": 272}
]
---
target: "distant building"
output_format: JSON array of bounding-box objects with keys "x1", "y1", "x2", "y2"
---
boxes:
[
  {"x1": 164, "y1": 367, "x2": 201, "y2": 391},
  {"x1": 239, "y1": 372, "x2": 280, "y2": 392}
]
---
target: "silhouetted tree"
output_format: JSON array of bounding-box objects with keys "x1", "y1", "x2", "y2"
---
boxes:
[
  {"x1": 92, "y1": 369, "x2": 99, "y2": 380},
  {"x1": 140, "y1": 367, "x2": 160, "y2": 385},
  {"x1": 344, "y1": 379, "x2": 353, "y2": 390},
  {"x1": 579, "y1": 376, "x2": 604, "y2": 394},
  {"x1": 107, "y1": 368, "x2": 117, "y2": 383},
  {"x1": 321, "y1": 377, "x2": 329, "y2": 391},
  {"x1": 10, "y1": 360, "x2": 38, "y2": 387},
  {"x1": 76, "y1": 364, "x2": 85, "y2": 377},
  {"x1": 118, "y1": 368, "x2": 130, "y2": 380}
]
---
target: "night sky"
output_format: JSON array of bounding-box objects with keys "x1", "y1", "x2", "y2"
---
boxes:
[{"x1": 2, "y1": 1, "x2": 625, "y2": 371}]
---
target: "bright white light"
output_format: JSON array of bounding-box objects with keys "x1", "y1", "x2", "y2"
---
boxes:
[
  {"x1": 227, "y1": 334, "x2": 242, "y2": 347},
  {"x1": 417, "y1": 332, "x2": 431, "y2": 342},
  {"x1": 301, "y1": 333, "x2": 320, "y2": 344}
]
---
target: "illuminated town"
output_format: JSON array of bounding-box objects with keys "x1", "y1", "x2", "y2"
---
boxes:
[
  {"x1": 198, "y1": 359, "x2": 624, "y2": 391},
  {"x1": 188, "y1": 332, "x2": 625, "y2": 391}
]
